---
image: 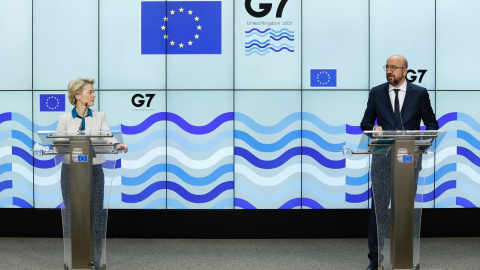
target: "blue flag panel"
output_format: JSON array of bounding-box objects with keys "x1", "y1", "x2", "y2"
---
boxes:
[
  {"x1": 310, "y1": 69, "x2": 337, "y2": 87},
  {"x1": 141, "y1": 1, "x2": 222, "y2": 54},
  {"x1": 39, "y1": 94, "x2": 65, "y2": 112}
]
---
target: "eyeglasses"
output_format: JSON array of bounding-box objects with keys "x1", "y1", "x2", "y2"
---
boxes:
[{"x1": 383, "y1": 65, "x2": 405, "y2": 71}]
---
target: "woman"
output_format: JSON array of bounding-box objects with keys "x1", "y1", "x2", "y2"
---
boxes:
[{"x1": 57, "y1": 78, "x2": 127, "y2": 270}]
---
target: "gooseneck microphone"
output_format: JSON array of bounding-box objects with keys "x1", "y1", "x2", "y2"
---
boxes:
[
  {"x1": 399, "y1": 110, "x2": 405, "y2": 132},
  {"x1": 78, "y1": 102, "x2": 88, "y2": 132}
]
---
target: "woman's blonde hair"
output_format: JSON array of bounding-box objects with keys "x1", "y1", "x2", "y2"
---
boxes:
[{"x1": 67, "y1": 78, "x2": 95, "y2": 106}]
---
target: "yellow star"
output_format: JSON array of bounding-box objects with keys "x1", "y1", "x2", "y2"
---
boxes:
[
  {"x1": 195, "y1": 34, "x2": 199, "y2": 39},
  {"x1": 188, "y1": 40, "x2": 193, "y2": 46},
  {"x1": 170, "y1": 40, "x2": 175, "y2": 46},
  {"x1": 179, "y1": 43, "x2": 184, "y2": 48},
  {"x1": 161, "y1": 25, "x2": 166, "y2": 30},
  {"x1": 197, "y1": 25, "x2": 202, "y2": 30},
  {"x1": 179, "y1": 7, "x2": 184, "y2": 12},
  {"x1": 170, "y1": 10, "x2": 175, "y2": 15},
  {"x1": 188, "y1": 10, "x2": 193, "y2": 15},
  {"x1": 163, "y1": 34, "x2": 168, "y2": 39},
  {"x1": 195, "y1": 16, "x2": 199, "y2": 21},
  {"x1": 163, "y1": 16, "x2": 168, "y2": 21}
]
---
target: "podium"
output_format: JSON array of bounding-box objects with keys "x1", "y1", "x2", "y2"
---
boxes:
[
  {"x1": 35, "y1": 130, "x2": 124, "y2": 270},
  {"x1": 352, "y1": 130, "x2": 446, "y2": 270}
]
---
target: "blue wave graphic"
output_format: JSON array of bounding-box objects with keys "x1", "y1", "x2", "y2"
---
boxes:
[
  {"x1": 122, "y1": 181, "x2": 233, "y2": 204},
  {"x1": 302, "y1": 113, "x2": 346, "y2": 134},
  {"x1": 457, "y1": 130, "x2": 480, "y2": 150},
  {"x1": 118, "y1": 112, "x2": 359, "y2": 137},
  {"x1": 245, "y1": 39, "x2": 269, "y2": 45},
  {"x1": 122, "y1": 181, "x2": 166, "y2": 203},
  {"x1": 270, "y1": 47, "x2": 294, "y2": 52},
  {"x1": 270, "y1": 28, "x2": 294, "y2": 34},
  {"x1": 235, "y1": 198, "x2": 256, "y2": 209},
  {"x1": 245, "y1": 48, "x2": 270, "y2": 55},
  {"x1": 235, "y1": 112, "x2": 301, "y2": 134},
  {"x1": 457, "y1": 112, "x2": 480, "y2": 133},
  {"x1": 12, "y1": 146, "x2": 62, "y2": 169},
  {"x1": 245, "y1": 43, "x2": 270, "y2": 49},
  {"x1": 0, "y1": 130, "x2": 34, "y2": 148},
  {"x1": 270, "y1": 36, "x2": 294, "y2": 41},
  {"x1": 0, "y1": 113, "x2": 12, "y2": 124},
  {"x1": 0, "y1": 197, "x2": 33, "y2": 208},
  {"x1": 0, "y1": 164, "x2": 12, "y2": 175},
  {"x1": 122, "y1": 163, "x2": 233, "y2": 187},
  {"x1": 456, "y1": 197, "x2": 477, "y2": 208},
  {"x1": 122, "y1": 112, "x2": 233, "y2": 135},
  {"x1": 245, "y1": 28, "x2": 270, "y2": 34},
  {"x1": 417, "y1": 180, "x2": 456, "y2": 203},
  {"x1": 269, "y1": 43, "x2": 294, "y2": 49},
  {"x1": 0, "y1": 112, "x2": 57, "y2": 131},
  {"x1": 0, "y1": 180, "x2": 12, "y2": 192},
  {"x1": 167, "y1": 130, "x2": 232, "y2": 152},
  {"x1": 235, "y1": 146, "x2": 344, "y2": 169},
  {"x1": 235, "y1": 146, "x2": 300, "y2": 169},
  {"x1": 302, "y1": 147, "x2": 345, "y2": 169},
  {"x1": 235, "y1": 130, "x2": 301, "y2": 152},
  {"x1": 278, "y1": 198, "x2": 325, "y2": 209},
  {"x1": 424, "y1": 163, "x2": 456, "y2": 185},
  {"x1": 245, "y1": 47, "x2": 270, "y2": 53},
  {"x1": 346, "y1": 174, "x2": 369, "y2": 186},
  {"x1": 437, "y1": 112, "x2": 456, "y2": 128},
  {"x1": 279, "y1": 198, "x2": 302, "y2": 209},
  {"x1": 245, "y1": 50, "x2": 271, "y2": 56},
  {"x1": 270, "y1": 32, "x2": 294, "y2": 38},
  {"x1": 301, "y1": 198, "x2": 325, "y2": 209},
  {"x1": 245, "y1": 32, "x2": 269, "y2": 37},
  {"x1": 345, "y1": 189, "x2": 369, "y2": 203},
  {"x1": 457, "y1": 146, "x2": 480, "y2": 166}
]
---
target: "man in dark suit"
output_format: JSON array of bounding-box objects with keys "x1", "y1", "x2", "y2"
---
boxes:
[{"x1": 360, "y1": 55, "x2": 439, "y2": 270}]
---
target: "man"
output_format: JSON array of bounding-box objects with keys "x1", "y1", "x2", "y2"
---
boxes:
[{"x1": 360, "y1": 55, "x2": 439, "y2": 270}]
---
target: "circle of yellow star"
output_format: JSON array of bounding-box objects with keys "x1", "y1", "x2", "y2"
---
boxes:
[{"x1": 170, "y1": 40, "x2": 175, "y2": 46}]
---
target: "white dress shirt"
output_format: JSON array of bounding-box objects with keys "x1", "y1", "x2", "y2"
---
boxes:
[{"x1": 388, "y1": 80, "x2": 407, "y2": 111}]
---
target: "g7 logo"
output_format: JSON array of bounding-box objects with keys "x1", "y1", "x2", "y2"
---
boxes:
[
  {"x1": 132, "y1": 94, "x2": 155, "y2": 107},
  {"x1": 245, "y1": 0, "x2": 288, "y2": 18},
  {"x1": 406, "y1": 69, "x2": 427, "y2": 84}
]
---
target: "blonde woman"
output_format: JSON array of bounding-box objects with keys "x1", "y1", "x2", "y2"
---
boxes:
[{"x1": 57, "y1": 78, "x2": 127, "y2": 269}]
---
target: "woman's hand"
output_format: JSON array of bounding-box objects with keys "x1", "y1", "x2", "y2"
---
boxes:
[{"x1": 116, "y1": 144, "x2": 128, "y2": 153}]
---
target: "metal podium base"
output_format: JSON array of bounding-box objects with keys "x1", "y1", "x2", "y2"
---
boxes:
[{"x1": 64, "y1": 263, "x2": 106, "y2": 270}]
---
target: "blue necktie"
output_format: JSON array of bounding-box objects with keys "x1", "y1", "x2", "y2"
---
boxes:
[{"x1": 393, "y1": 89, "x2": 401, "y2": 127}]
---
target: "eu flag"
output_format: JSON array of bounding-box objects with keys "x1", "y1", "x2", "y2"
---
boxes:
[
  {"x1": 40, "y1": 94, "x2": 65, "y2": 112},
  {"x1": 310, "y1": 69, "x2": 337, "y2": 87},
  {"x1": 141, "y1": 1, "x2": 222, "y2": 54}
]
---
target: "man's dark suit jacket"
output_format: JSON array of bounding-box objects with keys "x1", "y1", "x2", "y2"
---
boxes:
[{"x1": 360, "y1": 82, "x2": 439, "y2": 131}]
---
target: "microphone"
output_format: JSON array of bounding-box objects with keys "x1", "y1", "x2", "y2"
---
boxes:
[{"x1": 78, "y1": 102, "x2": 88, "y2": 132}]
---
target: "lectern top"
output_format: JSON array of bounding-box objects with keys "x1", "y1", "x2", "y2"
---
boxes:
[
  {"x1": 363, "y1": 130, "x2": 446, "y2": 138},
  {"x1": 34, "y1": 130, "x2": 124, "y2": 156},
  {"x1": 352, "y1": 130, "x2": 446, "y2": 155}
]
